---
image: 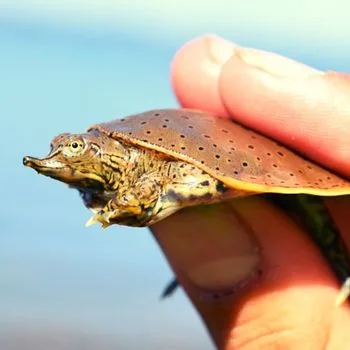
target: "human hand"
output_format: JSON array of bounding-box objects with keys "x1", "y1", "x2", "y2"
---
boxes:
[{"x1": 151, "y1": 35, "x2": 350, "y2": 349}]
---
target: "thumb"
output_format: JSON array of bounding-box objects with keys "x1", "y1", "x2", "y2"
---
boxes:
[{"x1": 151, "y1": 197, "x2": 350, "y2": 349}]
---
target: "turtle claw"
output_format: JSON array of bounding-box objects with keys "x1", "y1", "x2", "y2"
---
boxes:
[
  {"x1": 85, "y1": 214, "x2": 100, "y2": 227},
  {"x1": 85, "y1": 210, "x2": 112, "y2": 228},
  {"x1": 336, "y1": 278, "x2": 350, "y2": 306}
]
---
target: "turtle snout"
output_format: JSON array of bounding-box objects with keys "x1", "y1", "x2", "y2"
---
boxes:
[
  {"x1": 23, "y1": 156, "x2": 45, "y2": 170},
  {"x1": 23, "y1": 156, "x2": 34, "y2": 167}
]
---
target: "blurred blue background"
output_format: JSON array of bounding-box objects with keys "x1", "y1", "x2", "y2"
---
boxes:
[{"x1": 1, "y1": 1, "x2": 349, "y2": 349}]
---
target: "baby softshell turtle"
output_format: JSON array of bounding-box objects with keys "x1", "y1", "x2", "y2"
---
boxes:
[{"x1": 23, "y1": 108, "x2": 350, "y2": 304}]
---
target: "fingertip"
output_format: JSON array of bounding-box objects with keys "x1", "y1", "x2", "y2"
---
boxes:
[{"x1": 170, "y1": 35, "x2": 236, "y2": 117}]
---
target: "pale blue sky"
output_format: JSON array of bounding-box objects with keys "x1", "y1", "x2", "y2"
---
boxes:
[
  {"x1": 0, "y1": 2, "x2": 349, "y2": 349},
  {"x1": 2, "y1": 0, "x2": 349, "y2": 44}
]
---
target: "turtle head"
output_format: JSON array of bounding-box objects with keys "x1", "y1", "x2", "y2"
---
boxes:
[{"x1": 23, "y1": 130, "x2": 128, "y2": 192}]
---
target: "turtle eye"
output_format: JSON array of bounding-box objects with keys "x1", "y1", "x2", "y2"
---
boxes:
[{"x1": 62, "y1": 139, "x2": 85, "y2": 157}]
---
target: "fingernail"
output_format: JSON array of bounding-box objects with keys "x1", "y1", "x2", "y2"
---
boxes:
[
  {"x1": 236, "y1": 48, "x2": 323, "y2": 77},
  {"x1": 205, "y1": 34, "x2": 236, "y2": 66},
  {"x1": 152, "y1": 202, "x2": 260, "y2": 293}
]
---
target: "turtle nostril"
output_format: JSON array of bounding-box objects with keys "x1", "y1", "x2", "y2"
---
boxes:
[
  {"x1": 23, "y1": 156, "x2": 39, "y2": 168},
  {"x1": 23, "y1": 156, "x2": 32, "y2": 166}
]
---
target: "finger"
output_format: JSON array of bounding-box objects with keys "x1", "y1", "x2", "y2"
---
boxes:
[
  {"x1": 171, "y1": 34, "x2": 320, "y2": 117},
  {"x1": 151, "y1": 198, "x2": 350, "y2": 348},
  {"x1": 170, "y1": 35, "x2": 236, "y2": 117}
]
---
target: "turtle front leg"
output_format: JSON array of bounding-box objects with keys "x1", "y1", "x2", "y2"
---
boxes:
[
  {"x1": 85, "y1": 175, "x2": 164, "y2": 228},
  {"x1": 85, "y1": 199, "x2": 143, "y2": 228},
  {"x1": 85, "y1": 195, "x2": 159, "y2": 228}
]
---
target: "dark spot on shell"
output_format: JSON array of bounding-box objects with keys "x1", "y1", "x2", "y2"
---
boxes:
[
  {"x1": 307, "y1": 165, "x2": 313, "y2": 169},
  {"x1": 251, "y1": 135, "x2": 257, "y2": 139},
  {"x1": 289, "y1": 173, "x2": 294, "y2": 177},
  {"x1": 200, "y1": 180, "x2": 210, "y2": 186},
  {"x1": 267, "y1": 152, "x2": 271, "y2": 156},
  {"x1": 267, "y1": 174, "x2": 272, "y2": 178},
  {"x1": 256, "y1": 157, "x2": 261, "y2": 161},
  {"x1": 172, "y1": 174, "x2": 177, "y2": 179},
  {"x1": 221, "y1": 129, "x2": 228, "y2": 133},
  {"x1": 146, "y1": 131, "x2": 151, "y2": 134},
  {"x1": 154, "y1": 113, "x2": 160, "y2": 116},
  {"x1": 198, "y1": 147, "x2": 204, "y2": 151},
  {"x1": 162, "y1": 125, "x2": 167, "y2": 128},
  {"x1": 277, "y1": 151, "x2": 284, "y2": 157},
  {"x1": 215, "y1": 167, "x2": 220, "y2": 171},
  {"x1": 164, "y1": 119, "x2": 169, "y2": 122},
  {"x1": 213, "y1": 144, "x2": 217, "y2": 148},
  {"x1": 233, "y1": 171, "x2": 239, "y2": 175},
  {"x1": 188, "y1": 125, "x2": 193, "y2": 129},
  {"x1": 128, "y1": 132, "x2": 133, "y2": 135},
  {"x1": 201, "y1": 160, "x2": 205, "y2": 164},
  {"x1": 204, "y1": 135, "x2": 210, "y2": 138},
  {"x1": 248, "y1": 145, "x2": 254, "y2": 149},
  {"x1": 242, "y1": 162, "x2": 248, "y2": 167},
  {"x1": 120, "y1": 118, "x2": 125, "y2": 122},
  {"x1": 181, "y1": 115, "x2": 189, "y2": 120},
  {"x1": 180, "y1": 134, "x2": 185, "y2": 138},
  {"x1": 171, "y1": 144, "x2": 175, "y2": 147},
  {"x1": 181, "y1": 146, "x2": 186, "y2": 150},
  {"x1": 215, "y1": 155, "x2": 220, "y2": 159},
  {"x1": 272, "y1": 164, "x2": 278, "y2": 168},
  {"x1": 229, "y1": 140, "x2": 234, "y2": 143},
  {"x1": 158, "y1": 138, "x2": 163, "y2": 141},
  {"x1": 141, "y1": 121, "x2": 147, "y2": 125}
]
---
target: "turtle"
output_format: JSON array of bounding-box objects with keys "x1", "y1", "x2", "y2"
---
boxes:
[{"x1": 23, "y1": 108, "x2": 350, "y2": 304}]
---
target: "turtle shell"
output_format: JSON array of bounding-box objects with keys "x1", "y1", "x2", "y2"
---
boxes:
[{"x1": 88, "y1": 109, "x2": 350, "y2": 196}]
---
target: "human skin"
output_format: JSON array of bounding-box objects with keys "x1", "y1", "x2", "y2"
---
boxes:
[{"x1": 151, "y1": 35, "x2": 350, "y2": 349}]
